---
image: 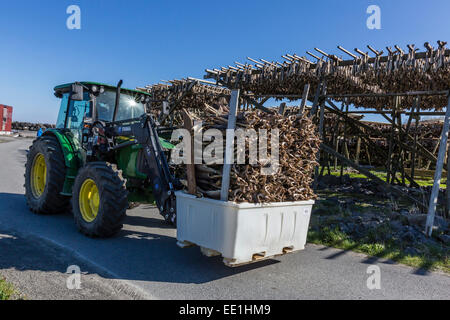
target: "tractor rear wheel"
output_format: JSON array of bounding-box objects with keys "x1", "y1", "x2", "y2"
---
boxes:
[
  {"x1": 24, "y1": 135, "x2": 70, "y2": 214},
  {"x1": 72, "y1": 162, "x2": 128, "y2": 238}
]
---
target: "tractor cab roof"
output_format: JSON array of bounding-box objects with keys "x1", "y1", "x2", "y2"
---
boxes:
[{"x1": 54, "y1": 81, "x2": 151, "y2": 97}]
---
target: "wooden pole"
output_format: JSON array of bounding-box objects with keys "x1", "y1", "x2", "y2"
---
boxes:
[
  {"x1": 278, "y1": 102, "x2": 286, "y2": 115},
  {"x1": 313, "y1": 89, "x2": 326, "y2": 190},
  {"x1": 365, "y1": 143, "x2": 372, "y2": 167},
  {"x1": 220, "y1": 89, "x2": 240, "y2": 201},
  {"x1": 355, "y1": 137, "x2": 361, "y2": 165},
  {"x1": 425, "y1": 141, "x2": 440, "y2": 170},
  {"x1": 386, "y1": 97, "x2": 398, "y2": 184},
  {"x1": 298, "y1": 83, "x2": 310, "y2": 115},
  {"x1": 446, "y1": 143, "x2": 450, "y2": 219},
  {"x1": 309, "y1": 81, "x2": 324, "y2": 117},
  {"x1": 181, "y1": 109, "x2": 197, "y2": 195},
  {"x1": 333, "y1": 104, "x2": 345, "y2": 170},
  {"x1": 425, "y1": 94, "x2": 450, "y2": 237},
  {"x1": 340, "y1": 102, "x2": 349, "y2": 179}
]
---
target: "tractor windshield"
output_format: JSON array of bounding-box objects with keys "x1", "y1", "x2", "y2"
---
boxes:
[{"x1": 95, "y1": 89, "x2": 146, "y2": 122}]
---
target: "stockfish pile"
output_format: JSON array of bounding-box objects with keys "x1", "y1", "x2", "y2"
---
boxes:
[
  {"x1": 137, "y1": 80, "x2": 232, "y2": 125},
  {"x1": 204, "y1": 41, "x2": 450, "y2": 111},
  {"x1": 177, "y1": 110, "x2": 321, "y2": 203}
]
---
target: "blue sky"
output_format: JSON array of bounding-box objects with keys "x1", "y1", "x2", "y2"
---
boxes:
[{"x1": 0, "y1": 0, "x2": 449, "y2": 123}]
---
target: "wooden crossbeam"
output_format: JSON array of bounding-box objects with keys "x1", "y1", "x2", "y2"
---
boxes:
[
  {"x1": 325, "y1": 99, "x2": 437, "y2": 164},
  {"x1": 241, "y1": 96, "x2": 273, "y2": 113},
  {"x1": 159, "y1": 81, "x2": 197, "y2": 124},
  {"x1": 205, "y1": 49, "x2": 450, "y2": 78}
]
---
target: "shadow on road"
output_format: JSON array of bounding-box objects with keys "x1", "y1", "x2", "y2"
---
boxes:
[
  {"x1": 125, "y1": 214, "x2": 174, "y2": 230},
  {"x1": 0, "y1": 192, "x2": 280, "y2": 285}
]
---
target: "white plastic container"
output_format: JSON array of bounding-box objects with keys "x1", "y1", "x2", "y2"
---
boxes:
[{"x1": 175, "y1": 191, "x2": 314, "y2": 267}]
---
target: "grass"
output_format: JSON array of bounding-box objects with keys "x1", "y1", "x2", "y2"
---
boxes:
[
  {"x1": 309, "y1": 193, "x2": 450, "y2": 274},
  {"x1": 321, "y1": 166, "x2": 446, "y2": 188},
  {"x1": 308, "y1": 227, "x2": 450, "y2": 274},
  {"x1": 0, "y1": 278, "x2": 18, "y2": 300}
]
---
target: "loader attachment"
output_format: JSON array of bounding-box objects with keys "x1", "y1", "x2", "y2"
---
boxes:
[{"x1": 113, "y1": 115, "x2": 178, "y2": 223}]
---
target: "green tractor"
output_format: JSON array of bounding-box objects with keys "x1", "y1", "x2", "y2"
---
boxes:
[{"x1": 24, "y1": 81, "x2": 179, "y2": 238}]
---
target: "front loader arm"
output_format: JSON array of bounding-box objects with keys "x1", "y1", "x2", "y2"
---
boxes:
[{"x1": 112, "y1": 116, "x2": 178, "y2": 224}]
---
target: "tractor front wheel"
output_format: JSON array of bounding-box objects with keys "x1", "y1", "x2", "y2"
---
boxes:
[{"x1": 72, "y1": 162, "x2": 128, "y2": 238}]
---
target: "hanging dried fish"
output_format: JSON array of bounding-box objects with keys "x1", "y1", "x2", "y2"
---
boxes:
[{"x1": 174, "y1": 110, "x2": 321, "y2": 203}]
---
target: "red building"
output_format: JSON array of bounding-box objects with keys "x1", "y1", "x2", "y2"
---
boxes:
[{"x1": 0, "y1": 105, "x2": 13, "y2": 133}]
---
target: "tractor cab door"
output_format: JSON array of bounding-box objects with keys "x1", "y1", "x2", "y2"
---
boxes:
[
  {"x1": 56, "y1": 93, "x2": 70, "y2": 129},
  {"x1": 55, "y1": 92, "x2": 91, "y2": 142},
  {"x1": 66, "y1": 99, "x2": 91, "y2": 142}
]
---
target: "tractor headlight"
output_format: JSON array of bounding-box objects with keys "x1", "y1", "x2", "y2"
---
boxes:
[
  {"x1": 91, "y1": 85, "x2": 98, "y2": 93},
  {"x1": 99, "y1": 86, "x2": 105, "y2": 94}
]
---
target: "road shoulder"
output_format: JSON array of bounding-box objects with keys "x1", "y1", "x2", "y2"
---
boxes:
[{"x1": 0, "y1": 227, "x2": 148, "y2": 300}]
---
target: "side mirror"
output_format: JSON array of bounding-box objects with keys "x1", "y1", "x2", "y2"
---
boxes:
[{"x1": 71, "y1": 84, "x2": 84, "y2": 101}]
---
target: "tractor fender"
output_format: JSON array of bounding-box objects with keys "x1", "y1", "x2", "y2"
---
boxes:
[{"x1": 42, "y1": 129, "x2": 81, "y2": 195}]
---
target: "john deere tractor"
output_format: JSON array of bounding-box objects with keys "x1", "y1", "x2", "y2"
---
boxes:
[{"x1": 24, "y1": 81, "x2": 180, "y2": 237}]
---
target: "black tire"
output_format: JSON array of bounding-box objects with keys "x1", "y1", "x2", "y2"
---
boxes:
[
  {"x1": 72, "y1": 162, "x2": 128, "y2": 238},
  {"x1": 24, "y1": 135, "x2": 70, "y2": 214}
]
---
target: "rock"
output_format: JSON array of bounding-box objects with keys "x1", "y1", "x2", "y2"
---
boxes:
[
  {"x1": 370, "y1": 215, "x2": 384, "y2": 223},
  {"x1": 404, "y1": 247, "x2": 420, "y2": 256},
  {"x1": 376, "y1": 185, "x2": 387, "y2": 194},
  {"x1": 339, "y1": 223, "x2": 350, "y2": 233},
  {"x1": 407, "y1": 214, "x2": 448, "y2": 231},
  {"x1": 388, "y1": 211, "x2": 401, "y2": 220},
  {"x1": 437, "y1": 234, "x2": 450, "y2": 245},
  {"x1": 390, "y1": 220, "x2": 403, "y2": 231},
  {"x1": 327, "y1": 196, "x2": 340, "y2": 204},
  {"x1": 351, "y1": 211, "x2": 361, "y2": 217},
  {"x1": 319, "y1": 175, "x2": 340, "y2": 186},
  {"x1": 351, "y1": 182, "x2": 362, "y2": 192},
  {"x1": 341, "y1": 175, "x2": 351, "y2": 185},
  {"x1": 399, "y1": 209, "x2": 410, "y2": 216},
  {"x1": 346, "y1": 223, "x2": 357, "y2": 233},
  {"x1": 313, "y1": 207, "x2": 329, "y2": 216},
  {"x1": 407, "y1": 214, "x2": 427, "y2": 227},
  {"x1": 401, "y1": 231, "x2": 416, "y2": 243}
]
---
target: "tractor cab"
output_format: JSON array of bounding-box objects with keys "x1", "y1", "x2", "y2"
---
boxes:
[{"x1": 53, "y1": 81, "x2": 151, "y2": 142}]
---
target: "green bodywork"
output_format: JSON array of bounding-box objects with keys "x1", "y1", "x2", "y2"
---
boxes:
[
  {"x1": 48, "y1": 81, "x2": 175, "y2": 199},
  {"x1": 45, "y1": 127, "x2": 174, "y2": 197},
  {"x1": 43, "y1": 129, "x2": 82, "y2": 195},
  {"x1": 115, "y1": 137, "x2": 147, "y2": 180}
]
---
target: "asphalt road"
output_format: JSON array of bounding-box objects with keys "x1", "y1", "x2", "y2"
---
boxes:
[
  {"x1": 0, "y1": 228, "x2": 139, "y2": 300},
  {"x1": 0, "y1": 138, "x2": 448, "y2": 300}
]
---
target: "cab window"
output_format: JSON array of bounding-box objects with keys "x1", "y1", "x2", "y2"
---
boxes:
[
  {"x1": 56, "y1": 93, "x2": 69, "y2": 129},
  {"x1": 66, "y1": 99, "x2": 91, "y2": 140},
  {"x1": 95, "y1": 90, "x2": 145, "y2": 122}
]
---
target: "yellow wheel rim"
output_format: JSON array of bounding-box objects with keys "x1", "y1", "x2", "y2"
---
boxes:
[
  {"x1": 79, "y1": 179, "x2": 100, "y2": 223},
  {"x1": 31, "y1": 153, "x2": 47, "y2": 198}
]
